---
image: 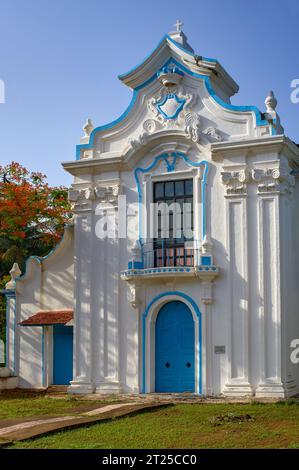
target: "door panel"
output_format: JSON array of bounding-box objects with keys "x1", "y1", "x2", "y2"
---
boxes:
[
  {"x1": 53, "y1": 325, "x2": 73, "y2": 385},
  {"x1": 155, "y1": 301, "x2": 195, "y2": 392}
]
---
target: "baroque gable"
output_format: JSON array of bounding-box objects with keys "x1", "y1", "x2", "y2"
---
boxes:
[{"x1": 71, "y1": 30, "x2": 283, "y2": 165}]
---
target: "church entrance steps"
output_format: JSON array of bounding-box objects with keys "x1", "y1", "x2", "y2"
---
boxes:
[{"x1": 0, "y1": 402, "x2": 171, "y2": 445}]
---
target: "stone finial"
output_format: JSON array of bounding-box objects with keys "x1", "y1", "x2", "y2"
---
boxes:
[
  {"x1": 199, "y1": 235, "x2": 214, "y2": 269},
  {"x1": 264, "y1": 90, "x2": 284, "y2": 134},
  {"x1": 83, "y1": 118, "x2": 94, "y2": 137},
  {"x1": 201, "y1": 235, "x2": 213, "y2": 254},
  {"x1": 265, "y1": 90, "x2": 277, "y2": 112},
  {"x1": 5, "y1": 262, "x2": 21, "y2": 290},
  {"x1": 131, "y1": 240, "x2": 142, "y2": 261}
]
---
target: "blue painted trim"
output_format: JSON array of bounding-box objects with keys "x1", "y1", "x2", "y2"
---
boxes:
[
  {"x1": 201, "y1": 256, "x2": 211, "y2": 266},
  {"x1": 128, "y1": 260, "x2": 144, "y2": 270},
  {"x1": 157, "y1": 64, "x2": 184, "y2": 79},
  {"x1": 121, "y1": 265, "x2": 218, "y2": 277},
  {"x1": 3, "y1": 291, "x2": 16, "y2": 372},
  {"x1": 76, "y1": 89, "x2": 138, "y2": 160},
  {"x1": 166, "y1": 35, "x2": 217, "y2": 63},
  {"x1": 118, "y1": 34, "x2": 169, "y2": 80},
  {"x1": 118, "y1": 34, "x2": 217, "y2": 81},
  {"x1": 5, "y1": 297, "x2": 9, "y2": 366},
  {"x1": 141, "y1": 291, "x2": 202, "y2": 394},
  {"x1": 270, "y1": 118, "x2": 277, "y2": 136},
  {"x1": 162, "y1": 57, "x2": 268, "y2": 127},
  {"x1": 156, "y1": 93, "x2": 186, "y2": 120},
  {"x1": 42, "y1": 327, "x2": 45, "y2": 387},
  {"x1": 2, "y1": 291, "x2": 16, "y2": 298},
  {"x1": 0, "y1": 289, "x2": 16, "y2": 295},
  {"x1": 15, "y1": 223, "x2": 73, "y2": 284},
  {"x1": 134, "y1": 152, "x2": 209, "y2": 242},
  {"x1": 76, "y1": 51, "x2": 267, "y2": 160}
]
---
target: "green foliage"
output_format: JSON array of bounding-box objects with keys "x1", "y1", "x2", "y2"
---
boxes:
[
  {"x1": 0, "y1": 161, "x2": 72, "y2": 277},
  {"x1": 0, "y1": 162, "x2": 73, "y2": 357}
]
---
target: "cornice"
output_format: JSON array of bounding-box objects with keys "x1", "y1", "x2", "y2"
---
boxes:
[
  {"x1": 62, "y1": 156, "x2": 128, "y2": 176},
  {"x1": 211, "y1": 135, "x2": 299, "y2": 162}
]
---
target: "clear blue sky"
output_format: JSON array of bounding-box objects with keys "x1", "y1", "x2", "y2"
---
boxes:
[{"x1": 0, "y1": 0, "x2": 298, "y2": 186}]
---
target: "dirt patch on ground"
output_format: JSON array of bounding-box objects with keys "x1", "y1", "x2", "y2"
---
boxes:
[
  {"x1": 209, "y1": 413, "x2": 255, "y2": 426},
  {"x1": 0, "y1": 389, "x2": 47, "y2": 400}
]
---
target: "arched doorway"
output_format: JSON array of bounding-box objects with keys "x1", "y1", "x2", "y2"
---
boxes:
[{"x1": 155, "y1": 300, "x2": 195, "y2": 392}]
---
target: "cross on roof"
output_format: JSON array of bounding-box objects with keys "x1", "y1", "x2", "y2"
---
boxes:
[{"x1": 174, "y1": 19, "x2": 183, "y2": 32}]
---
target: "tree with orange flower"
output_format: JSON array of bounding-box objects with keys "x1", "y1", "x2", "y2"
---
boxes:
[
  {"x1": 0, "y1": 162, "x2": 72, "y2": 349},
  {"x1": 0, "y1": 161, "x2": 72, "y2": 276}
]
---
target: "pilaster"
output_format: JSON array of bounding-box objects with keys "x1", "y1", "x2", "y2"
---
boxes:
[
  {"x1": 68, "y1": 188, "x2": 95, "y2": 394},
  {"x1": 221, "y1": 163, "x2": 252, "y2": 396},
  {"x1": 254, "y1": 161, "x2": 296, "y2": 397}
]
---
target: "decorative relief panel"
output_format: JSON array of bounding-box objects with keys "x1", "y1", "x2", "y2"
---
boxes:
[
  {"x1": 68, "y1": 183, "x2": 121, "y2": 210},
  {"x1": 148, "y1": 84, "x2": 197, "y2": 126},
  {"x1": 221, "y1": 165, "x2": 295, "y2": 196},
  {"x1": 202, "y1": 126, "x2": 222, "y2": 141},
  {"x1": 184, "y1": 112, "x2": 201, "y2": 143},
  {"x1": 221, "y1": 169, "x2": 249, "y2": 195},
  {"x1": 126, "y1": 63, "x2": 225, "y2": 153},
  {"x1": 251, "y1": 168, "x2": 295, "y2": 194}
]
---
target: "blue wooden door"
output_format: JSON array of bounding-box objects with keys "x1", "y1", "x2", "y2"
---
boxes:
[
  {"x1": 155, "y1": 301, "x2": 195, "y2": 392},
  {"x1": 53, "y1": 325, "x2": 73, "y2": 385}
]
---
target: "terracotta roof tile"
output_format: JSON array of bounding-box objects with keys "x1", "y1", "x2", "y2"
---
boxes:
[{"x1": 20, "y1": 309, "x2": 73, "y2": 326}]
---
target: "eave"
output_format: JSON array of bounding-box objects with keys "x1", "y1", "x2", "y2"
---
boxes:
[
  {"x1": 211, "y1": 135, "x2": 299, "y2": 165},
  {"x1": 62, "y1": 156, "x2": 129, "y2": 176},
  {"x1": 118, "y1": 34, "x2": 239, "y2": 96}
]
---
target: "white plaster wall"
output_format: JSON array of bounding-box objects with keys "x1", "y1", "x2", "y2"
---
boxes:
[
  {"x1": 280, "y1": 172, "x2": 299, "y2": 393},
  {"x1": 14, "y1": 227, "x2": 74, "y2": 388},
  {"x1": 70, "y1": 141, "x2": 299, "y2": 396},
  {"x1": 56, "y1": 36, "x2": 299, "y2": 396}
]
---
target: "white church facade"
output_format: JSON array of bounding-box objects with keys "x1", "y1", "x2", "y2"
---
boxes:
[{"x1": 2, "y1": 25, "x2": 299, "y2": 397}]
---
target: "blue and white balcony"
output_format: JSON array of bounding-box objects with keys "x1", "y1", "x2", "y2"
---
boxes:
[{"x1": 120, "y1": 238, "x2": 219, "y2": 281}]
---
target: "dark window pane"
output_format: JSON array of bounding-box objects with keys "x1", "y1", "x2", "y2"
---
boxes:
[
  {"x1": 165, "y1": 182, "x2": 174, "y2": 197},
  {"x1": 185, "y1": 179, "x2": 193, "y2": 195},
  {"x1": 175, "y1": 180, "x2": 184, "y2": 196},
  {"x1": 154, "y1": 183, "x2": 164, "y2": 199},
  {"x1": 153, "y1": 178, "x2": 194, "y2": 267}
]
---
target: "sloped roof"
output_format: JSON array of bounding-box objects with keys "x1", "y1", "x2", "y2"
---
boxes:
[
  {"x1": 20, "y1": 309, "x2": 73, "y2": 326},
  {"x1": 118, "y1": 33, "x2": 239, "y2": 96}
]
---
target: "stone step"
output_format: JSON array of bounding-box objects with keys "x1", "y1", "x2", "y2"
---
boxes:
[{"x1": 46, "y1": 385, "x2": 68, "y2": 394}]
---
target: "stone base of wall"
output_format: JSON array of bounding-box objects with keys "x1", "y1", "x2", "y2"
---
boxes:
[{"x1": 0, "y1": 376, "x2": 19, "y2": 390}]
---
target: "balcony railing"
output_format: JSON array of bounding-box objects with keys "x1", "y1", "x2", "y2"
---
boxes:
[
  {"x1": 121, "y1": 239, "x2": 219, "y2": 281},
  {"x1": 142, "y1": 240, "x2": 197, "y2": 269}
]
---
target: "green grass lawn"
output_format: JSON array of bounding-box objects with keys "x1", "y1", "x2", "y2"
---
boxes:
[
  {"x1": 0, "y1": 391, "x2": 119, "y2": 420},
  {"x1": 6, "y1": 400, "x2": 299, "y2": 449}
]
